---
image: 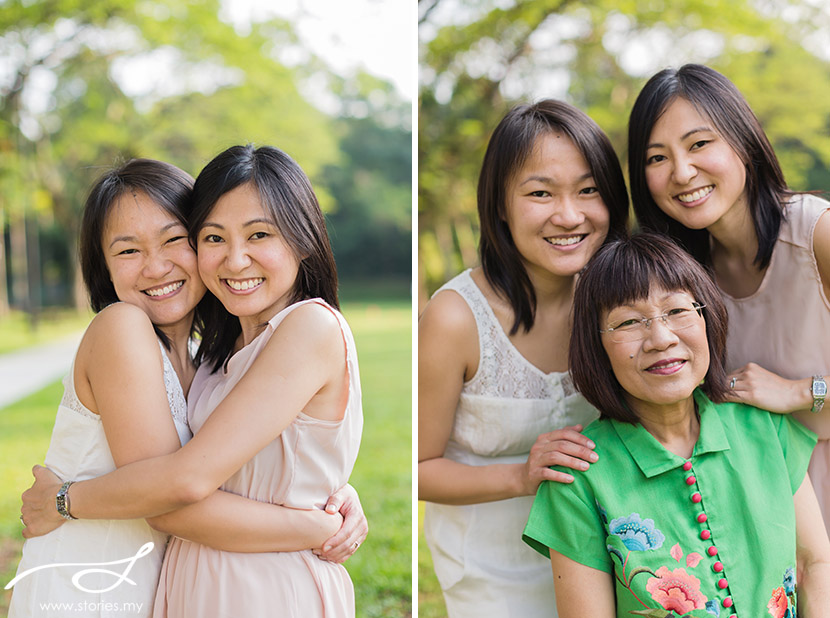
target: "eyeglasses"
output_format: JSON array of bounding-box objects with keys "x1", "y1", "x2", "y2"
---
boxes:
[{"x1": 600, "y1": 303, "x2": 706, "y2": 343}]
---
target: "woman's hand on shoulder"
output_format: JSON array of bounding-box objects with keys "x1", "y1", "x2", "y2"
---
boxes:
[
  {"x1": 725, "y1": 363, "x2": 812, "y2": 414},
  {"x1": 521, "y1": 425, "x2": 598, "y2": 493}
]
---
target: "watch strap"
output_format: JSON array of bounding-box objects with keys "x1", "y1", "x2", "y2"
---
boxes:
[
  {"x1": 811, "y1": 375, "x2": 826, "y2": 414},
  {"x1": 56, "y1": 480, "x2": 77, "y2": 520}
]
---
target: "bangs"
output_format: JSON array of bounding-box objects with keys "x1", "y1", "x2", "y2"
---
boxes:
[{"x1": 589, "y1": 237, "x2": 704, "y2": 315}]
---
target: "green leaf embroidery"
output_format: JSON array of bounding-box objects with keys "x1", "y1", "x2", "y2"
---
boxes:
[{"x1": 628, "y1": 609, "x2": 677, "y2": 617}]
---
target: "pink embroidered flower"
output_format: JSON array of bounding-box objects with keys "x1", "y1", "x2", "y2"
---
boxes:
[
  {"x1": 646, "y1": 566, "x2": 707, "y2": 613},
  {"x1": 767, "y1": 587, "x2": 787, "y2": 618}
]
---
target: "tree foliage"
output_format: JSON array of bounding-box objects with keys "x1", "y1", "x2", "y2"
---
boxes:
[{"x1": 0, "y1": 0, "x2": 410, "y2": 315}]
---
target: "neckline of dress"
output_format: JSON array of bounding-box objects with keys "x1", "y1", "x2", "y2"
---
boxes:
[
  {"x1": 463, "y1": 269, "x2": 566, "y2": 381},
  {"x1": 157, "y1": 339, "x2": 188, "y2": 404},
  {"x1": 713, "y1": 199, "x2": 797, "y2": 303},
  {"x1": 222, "y1": 298, "x2": 328, "y2": 375}
]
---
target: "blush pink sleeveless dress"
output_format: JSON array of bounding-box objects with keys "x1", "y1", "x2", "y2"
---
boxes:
[
  {"x1": 152, "y1": 299, "x2": 363, "y2": 618},
  {"x1": 721, "y1": 193, "x2": 830, "y2": 536}
]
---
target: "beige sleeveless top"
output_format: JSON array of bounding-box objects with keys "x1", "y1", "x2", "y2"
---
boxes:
[{"x1": 721, "y1": 193, "x2": 830, "y2": 533}]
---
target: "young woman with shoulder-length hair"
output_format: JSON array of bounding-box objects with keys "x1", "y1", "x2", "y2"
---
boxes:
[
  {"x1": 419, "y1": 99, "x2": 629, "y2": 616},
  {"x1": 628, "y1": 63, "x2": 830, "y2": 536}
]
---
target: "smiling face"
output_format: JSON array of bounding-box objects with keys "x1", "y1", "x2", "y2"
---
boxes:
[
  {"x1": 644, "y1": 97, "x2": 748, "y2": 231},
  {"x1": 102, "y1": 191, "x2": 205, "y2": 328},
  {"x1": 196, "y1": 182, "x2": 301, "y2": 329},
  {"x1": 504, "y1": 131, "x2": 611, "y2": 283},
  {"x1": 601, "y1": 286, "x2": 709, "y2": 418}
]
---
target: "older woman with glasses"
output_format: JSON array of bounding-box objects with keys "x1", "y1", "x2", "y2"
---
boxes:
[{"x1": 523, "y1": 233, "x2": 830, "y2": 617}]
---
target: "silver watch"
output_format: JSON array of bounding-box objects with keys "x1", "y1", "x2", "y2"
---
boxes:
[
  {"x1": 56, "y1": 480, "x2": 77, "y2": 520},
  {"x1": 811, "y1": 376, "x2": 827, "y2": 414}
]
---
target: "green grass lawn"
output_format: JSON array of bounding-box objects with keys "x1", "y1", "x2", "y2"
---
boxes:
[
  {"x1": 0, "y1": 297, "x2": 412, "y2": 617},
  {"x1": 418, "y1": 501, "x2": 448, "y2": 617},
  {"x1": 0, "y1": 309, "x2": 92, "y2": 355}
]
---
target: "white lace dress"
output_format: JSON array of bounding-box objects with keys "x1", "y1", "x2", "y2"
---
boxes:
[
  {"x1": 423, "y1": 270, "x2": 599, "y2": 617},
  {"x1": 8, "y1": 340, "x2": 191, "y2": 618}
]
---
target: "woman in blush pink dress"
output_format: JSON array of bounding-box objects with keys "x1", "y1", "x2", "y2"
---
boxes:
[
  {"x1": 628, "y1": 64, "x2": 830, "y2": 535},
  {"x1": 151, "y1": 144, "x2": 363, "y2": 617}
]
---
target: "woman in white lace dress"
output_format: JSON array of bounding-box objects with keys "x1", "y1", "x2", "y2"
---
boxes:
[
  {"x1": 419, "y1": 100, "x2": 629, "y2": 616},
  {"x1": 11, "y1": 160, "x2": 361, "y2": 618}
]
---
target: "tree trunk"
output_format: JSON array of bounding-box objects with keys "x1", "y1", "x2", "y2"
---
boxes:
[
  {"x1": 25, "y1": 213, "x2": 40, "y2": 328},
  {"x1": 0, "y1": 207, "x2": 9, "y2": 316},
  {"x1": 9, "y1": 212, "x2": 28, "y2": 313}
]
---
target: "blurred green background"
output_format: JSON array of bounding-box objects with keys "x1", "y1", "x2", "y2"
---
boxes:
[
  {"x1": 0, "y1": 1, "x2": 412, "y2": 616},
  {"x1": 418, "y1": 0, "x2": 830, "y2": 615},
  {"x1": 1, "y1": 0, "x2": 412, "y2": 319}
]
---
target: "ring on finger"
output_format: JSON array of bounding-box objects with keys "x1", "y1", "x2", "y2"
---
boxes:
[{"x1": 730, "y1": 377, "x2": 737, "y2": 389}]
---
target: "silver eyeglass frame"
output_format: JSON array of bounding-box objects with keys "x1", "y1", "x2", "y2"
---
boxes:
[{"x1": 599, "y1": 303, "x2": 706, "y2": 341}]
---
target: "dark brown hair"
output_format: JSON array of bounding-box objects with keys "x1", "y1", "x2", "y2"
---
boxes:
[
  {"x1": 79, "y1": 158, "x2": 197, "y2": 348},
  {"x1": 569, "y1": 232, "x2": 729, "y2": 423},
  {"x1": 629, "y1": 64, "x2": 792, "y2": 268},
  {"x1": 478, "y1": 99, "x2": 630, "y2": 335},
  {"x1": 190, "y1": 144, "x2": 339, "y2": 372}
]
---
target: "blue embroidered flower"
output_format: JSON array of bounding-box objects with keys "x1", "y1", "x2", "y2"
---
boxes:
[
  {"x1": 705, "y1": 599, "x2": 721, "y2": 616},
  {"x1": 783, "y1": 566, "x2": 795, "y2": 595},
  {"x1": 608, "y1": 513, "x2": 665, "y2": 551}
]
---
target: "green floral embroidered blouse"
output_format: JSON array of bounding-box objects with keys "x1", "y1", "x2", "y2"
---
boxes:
[{"x1": 523, "y1": 389, "x2": 816, "y2": 617}]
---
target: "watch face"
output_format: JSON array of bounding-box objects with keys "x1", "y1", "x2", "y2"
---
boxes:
[{"x1": 815, "y1": 380, "x2": 827, "y2": 397}]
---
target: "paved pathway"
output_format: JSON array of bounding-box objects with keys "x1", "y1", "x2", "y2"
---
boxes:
[{"x1": 0, "y1": 332, "x2": 84, "y2": 409}]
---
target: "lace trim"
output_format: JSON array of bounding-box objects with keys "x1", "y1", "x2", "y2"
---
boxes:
[
  {"x1": 59, "y1": 371, "x2": 101, "y2": 421},
  {"x1": 57, "y1": 341, "x2": 188, "y2": 427},
  {"x1": 158, "y1": 341, "x2": 188, "y2": 429},
  {"x1": 436, "y1": 270, "x2": 576, "y2": 400}
]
